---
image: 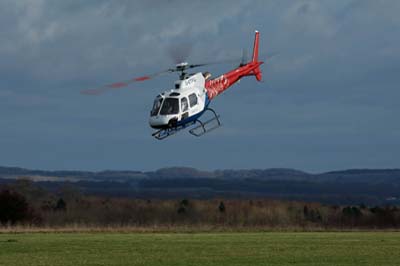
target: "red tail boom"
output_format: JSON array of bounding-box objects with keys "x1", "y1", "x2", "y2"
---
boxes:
[{"x1": 205, "y1": 31, "x2": 264, "y2": 99}]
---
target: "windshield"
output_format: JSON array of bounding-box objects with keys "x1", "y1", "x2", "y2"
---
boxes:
[
  {"x1": 151, "y1": 97, "x2": 163, "y2": 116},
  {"x1": 160, "y1": 98, "x2": 179, "y2": 115}
]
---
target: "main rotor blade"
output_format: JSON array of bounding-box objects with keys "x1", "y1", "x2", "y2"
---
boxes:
[
  {"x1": 191, "y1": 51, "x2": 279, "y2": 68},
  {"x1": 81, "y1": 69, "x2": 173, "y2": 95},
  {"x1": 187, "y1": 58, "x2": 241, "y2": 69}
]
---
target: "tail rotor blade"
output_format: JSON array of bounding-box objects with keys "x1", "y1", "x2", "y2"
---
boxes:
[{"x1": 261, "y1": 51, "x2": 280, "y2": 61}]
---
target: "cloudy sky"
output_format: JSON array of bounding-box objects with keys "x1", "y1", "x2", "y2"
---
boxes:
[{"x1": 1, "y1": 0, "x2": 399, "y2": 172}]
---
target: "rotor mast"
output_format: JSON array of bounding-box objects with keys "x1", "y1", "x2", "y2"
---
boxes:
[{"x1": 175, "y1": 62, "x2": 189, "y2": 80}]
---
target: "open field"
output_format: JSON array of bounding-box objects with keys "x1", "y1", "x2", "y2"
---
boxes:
[{"x1": 0, "y1": 232, "x2": 400, "y2": 266}]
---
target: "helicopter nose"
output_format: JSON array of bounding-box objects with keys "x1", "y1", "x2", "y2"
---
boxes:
[{"x1": 149, "y1": 115, "x2": 168, "y2": 129}]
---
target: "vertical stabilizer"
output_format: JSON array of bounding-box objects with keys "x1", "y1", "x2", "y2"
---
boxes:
[
  {"x1": 252, "y1": 30, "x2": 260, "y2": 63},
  {"x1": 252, "y1": 30, "x2": 262, "y2": 81}
]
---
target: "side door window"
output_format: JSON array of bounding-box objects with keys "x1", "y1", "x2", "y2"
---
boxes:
[
  {"x1": 181, "y1": 97, "x2": 189, "y2": 112},
  {"x1": 189, "y1": 93, "x2": 198, "y2": 108}
]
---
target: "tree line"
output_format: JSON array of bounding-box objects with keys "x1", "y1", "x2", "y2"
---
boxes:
[{"x1": 0, "y1": 181, "x2": 399, "y2": 229}]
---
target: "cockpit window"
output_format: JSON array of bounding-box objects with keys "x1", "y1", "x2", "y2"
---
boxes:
[
  {"x1": 151, "y1": 97, "x2": 163, "y2": 116},
  {"x1": 160, "y1": 98, "x2": 179, "y2": 115}
]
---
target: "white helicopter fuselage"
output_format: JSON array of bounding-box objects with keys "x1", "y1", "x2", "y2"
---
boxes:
[{"x1": 149, "y1": 72, "x2": 209, "y2": 129}]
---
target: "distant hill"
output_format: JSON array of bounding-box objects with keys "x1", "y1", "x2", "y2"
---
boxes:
[{"x1": 1, "y1": 166, "x2": 399, "y2": 205}]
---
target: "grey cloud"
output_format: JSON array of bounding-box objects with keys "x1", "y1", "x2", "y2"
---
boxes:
[{"x1": 0, "y1": 0, "x2": 399, "y2": 172}]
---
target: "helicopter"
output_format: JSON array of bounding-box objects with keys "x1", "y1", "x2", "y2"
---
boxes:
[{"x1": 83, "y1": 31, "x2": 264, "y2": 140}]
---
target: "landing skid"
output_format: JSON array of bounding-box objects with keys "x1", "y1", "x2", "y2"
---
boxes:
[
  {"x1": 189, "y1": 108, "x2": 221, "y2": 137},
  {"x1": 152, "y1": 108, "x2": 221, "y2": 140},
  {"x1": 152, "y1": 121, "x2": 196, "y2": 140}
]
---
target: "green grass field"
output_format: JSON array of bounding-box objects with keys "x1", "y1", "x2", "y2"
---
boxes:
[{"x1": 0, "y1": 232, "x2": 399, "y2": 266}]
